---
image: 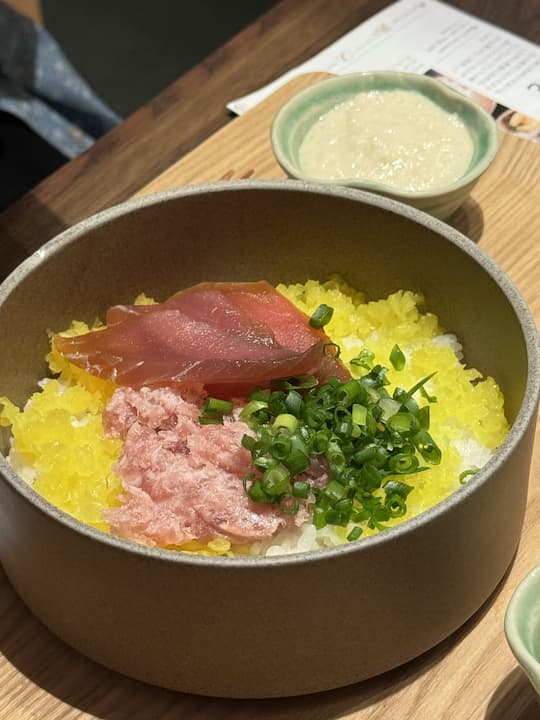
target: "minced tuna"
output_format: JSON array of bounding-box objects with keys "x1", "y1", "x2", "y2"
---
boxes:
[{"x1": 102, "y1": 385, "x2": 308, "y2": 547}]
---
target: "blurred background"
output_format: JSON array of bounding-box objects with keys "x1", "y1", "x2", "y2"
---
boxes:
[{"x1": 0, "y1": 0, "x2": 278, "y2": 210}]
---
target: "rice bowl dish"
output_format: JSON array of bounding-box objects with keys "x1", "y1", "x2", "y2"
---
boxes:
[{"x1": 0, "y1": 181, "x2": 537, "y2": 698}]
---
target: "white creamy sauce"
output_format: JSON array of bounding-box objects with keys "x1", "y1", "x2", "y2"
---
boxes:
[{"x1": 299, "y1": 89, "x2": 474, "y2": 192}]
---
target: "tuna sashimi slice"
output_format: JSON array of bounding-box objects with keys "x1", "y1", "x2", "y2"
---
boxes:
[{"x1": 54, "y1": 281, "x2": 349, "y2": 394}]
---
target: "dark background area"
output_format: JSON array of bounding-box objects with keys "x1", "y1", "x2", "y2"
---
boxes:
[
  {"x1": 42, "y1": 0, "x2": 279, "y2": 118},
  {"x1": 0, "y1": 0, "x2": 278, "y2": 210}
]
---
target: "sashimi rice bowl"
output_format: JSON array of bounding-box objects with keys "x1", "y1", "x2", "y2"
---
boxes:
[
  {"x1": 0, "y1": 183, "x2": 537, "y2": 697},
  {"x1": 0, "y1": 277, "x2": 508, "y2": 557}
]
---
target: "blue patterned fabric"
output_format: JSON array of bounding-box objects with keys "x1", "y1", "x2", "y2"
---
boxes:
[{"x1": 0, "y1": 1, "x2": 120, "y2": 158}]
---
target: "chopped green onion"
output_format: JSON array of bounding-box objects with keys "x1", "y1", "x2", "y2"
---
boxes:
[
  {"x1": 386, "y1": 493, "x2": 407, "y2": 517},
  {"x1": 407, "y1": 372, "x2": 437, "y2": 398},
  {"x1": 285, "y1": 390, "x2": 303, "y2": 416},
  {"x1": 292, "y1": 481, "x2": 310, "y2": 499},
  {"x1": 390, "y1": 344, "x2": 406, "y2": 371},
  {"x1": 420, "y1": 386, "x2": 437, "y2": 403},
  {"x1": 384, "y1": 480, "x2": 414, "y2": 498},
  {"x1": 349, "y1": 348, "x2": 374, "y2": 370},
  {"x1": 326, "y1": 439, "x2": 346, "y2": 468},
  {"x1": 324, "y1": 479, "x2": 347, "y2": 502},
  {"x1": 286, "y1": 445, "x2": 311, "y2": 476},
  {"x1": 353, "y1": 444, "x2": 377, "y2": 465},
  {"x1": 335, "y1": 498, "x2": 353, "y2": 514},
  {"x1": 238, "y1": 350, "x2": 444, "y2": 541},
  {"x1": 323, "y1": 342, "x2": 341, "y2": 358},
  {"x1": 387, "y1": 412, "x2": 417, "y2": 434},
  {"x1": 247, "y1": 480, "x2": 271, "y2": 504},
  {"x1": 272, "y1": 413, "x2": 298, "y2": 434},
  {"x1": 359, "y1": 463, "x2": 384, "y2": 490},
  {"x1": 347, "y1": 526, "x2": 363, "y2": 541},
  {"x1": 311, "y1": 430, "x2": 330, "y2": 454},
  {"x1": 239, "y1": 400, "x2": 269, "y2": 422},
  {"x1": 337, "y1": 380, "x2": 363, "y2": 406},
  {"x1": 459, "y1": 467, "x2": 480, "y2": 484},
  {"x1": 313, "y1": 506, "x2": 327, "y2": 530},
  {"x1": 199, "y1": 397, "x2": 234, "y2": 424},
  {"x1": 270, "y1": 432, "x2": 292, "y2": 461},
  {"x1": 199, "y1": 416, "x2": 224, "y2": 425},
  {"x1": 271, "y1": 374, "x2": 318, "y2": 391},
  {"x1": 325, "y1": 508, "x2": 349, "y2": 526},
  {"x1": 388, "y1": 453, "x2": 419, "y2": 474},
  {"x1": 352, "y1": 403, "x2": 367, "y2": 426},
  {"x1": 379, "y1": 397, "x2": 402, "y2": 422},
  {"x1": 309, "y1": 304, "x2": 334, "y2": 328},
  {"x1": 203, "y1": 397, "x2": 233, "y2": 415},
  {"x1": 413, "y1": 430, "x2": 442, "y2": 465},
  {"x1": 241, "y1": 434, "x2": 256, "y2": 452},
  {"x1": 262, "y1": 463, "x2": 291, "y2": 496},
  {"x1": 418, "y1": 405, "x2": 430, "y2": 430}
]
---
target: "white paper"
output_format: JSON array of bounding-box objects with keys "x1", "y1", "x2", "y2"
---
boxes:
[{"x1": 228, "y1": 0, "x2": 540, "y2": 141}]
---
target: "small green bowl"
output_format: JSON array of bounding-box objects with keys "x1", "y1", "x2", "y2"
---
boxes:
[
  {"x1": 505, "y1": 564, "x2": 540, "y2": 696},
  {"x1": 271, "y1": 71, "x2": 500, "y2": 220}
]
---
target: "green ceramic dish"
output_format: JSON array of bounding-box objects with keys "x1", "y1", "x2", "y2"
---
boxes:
[
  {"x1": 271, "y1": 71, "x2": 500, "y2": 220},
  {"x1": 505, "y1": 564, "x2": 540, "y2": 696}
]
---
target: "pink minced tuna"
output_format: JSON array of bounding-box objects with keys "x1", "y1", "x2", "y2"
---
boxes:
[{"x1": 102, "y1": 386, "x2": 308, "y2": 547}]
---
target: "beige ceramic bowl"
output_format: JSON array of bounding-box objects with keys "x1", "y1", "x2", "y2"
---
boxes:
[{"x1": 0, "y1": 181, "x2": 538, "y2": 698}]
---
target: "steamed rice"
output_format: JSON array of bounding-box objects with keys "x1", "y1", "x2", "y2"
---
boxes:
[{"x1": 0, "y1": 278, "x2": 508, "y2": 556}]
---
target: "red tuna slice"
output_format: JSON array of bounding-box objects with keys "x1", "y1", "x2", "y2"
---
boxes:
[{"x1": 54, "y1": 282, "x2": 350, "y2": 394}]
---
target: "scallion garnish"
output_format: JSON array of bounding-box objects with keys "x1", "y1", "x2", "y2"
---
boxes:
[
  {"x1": 240, "y1": 355, "x2": 443, "y2": 542},
  {"x1": 199, "y1": 396, "x2": 233, "y2": 425},
  {"x1": 349, "y1": 348, "x2": 374, "y2": 370},
  {"x1": 270, "y1": 374, "x2": 318, "y2": 391},
  {"x1": 309, "y1": 304, "x2": 334, "y2": 328},
  {"x1": 323, "y1": 342, "x2": 341, "y2": 358},
  {"x1": 390, "y1": 344, "x2": 406, "y2": 371},
  {"x1": 459, "y1": 467, "x2": 480, "y2": 484}
]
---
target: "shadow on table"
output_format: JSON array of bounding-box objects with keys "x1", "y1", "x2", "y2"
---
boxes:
[
  {"x1": 448, "y1": 196, "x2": 485, "y2": 244},
  {"x1": 0, "y1": 554, "x2": 515, "y2": 720},
  {"x1": 0, "y1": 192, "x2": 68, "y2": 281},
  {"x1": 484, "y1": 666, "x2": 539, "y2": 720}
]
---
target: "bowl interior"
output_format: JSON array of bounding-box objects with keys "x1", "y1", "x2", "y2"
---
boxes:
[
  {"x1": 271, "y1": 72, "x2": 499, "y2": 191},
  {"x1": 0, "y1": 183, "x2": 530, "y2": 428}
]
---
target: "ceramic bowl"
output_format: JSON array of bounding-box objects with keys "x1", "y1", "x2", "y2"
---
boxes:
[
  {"x1": 505, "y1": 564, "x2": 540, "y2": 696},
  {"x1": 271, "y1": 72, "x2": 500, "y2": 220},
  {"x1": 0, "y1": 181, "x2": 538, "y2": 698}
]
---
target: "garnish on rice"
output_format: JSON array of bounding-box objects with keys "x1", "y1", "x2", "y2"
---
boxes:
[{"x1": 238, "y1": 344, "x2": 441, "y2": 537}]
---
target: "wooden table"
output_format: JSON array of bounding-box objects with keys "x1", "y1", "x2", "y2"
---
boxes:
[{"x1": 1, "y1": 1, "x2": 540, "y2": 718}]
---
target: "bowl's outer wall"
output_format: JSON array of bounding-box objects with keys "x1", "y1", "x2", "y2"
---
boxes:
[{"x1": 0, "y1": 185, "x2": 536, "y2": 697}]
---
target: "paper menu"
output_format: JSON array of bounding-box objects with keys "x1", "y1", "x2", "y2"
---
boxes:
[{"x1": 228, "y1": 0, "x2": 540, "y2": 141}]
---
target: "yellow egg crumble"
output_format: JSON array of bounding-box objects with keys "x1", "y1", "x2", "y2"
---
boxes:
[{"x1": 0, "y1": 279, "x2": 508, "y2": 552}]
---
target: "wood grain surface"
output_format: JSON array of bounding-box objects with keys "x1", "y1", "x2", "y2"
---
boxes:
[{"x1": 1, "y1": 69, "x2": 540, "y2": 720}]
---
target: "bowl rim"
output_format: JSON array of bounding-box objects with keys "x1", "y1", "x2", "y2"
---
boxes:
[
  {"x1": 505, "y1": 563, "x2": 540, "y2": 688},
  {"x1": 0, "y1": 179, "x2": 538, "y2": 568},
  {"x1": 270, "y1": 71, "x2": 501, "y2": 200}
]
